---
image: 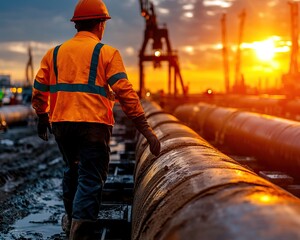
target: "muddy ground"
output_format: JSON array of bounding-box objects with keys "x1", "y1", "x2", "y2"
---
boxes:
[
  {"x1": 0, "y1": 124, "x2": 66, "y2": 240},
  {"x1": 0, "y1": 106, "x2": 134, "y2": 240}
]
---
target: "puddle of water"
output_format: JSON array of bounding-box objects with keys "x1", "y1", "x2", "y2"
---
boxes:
[
  {"x1": 1, "y1": 178, "x2": 65, "y2": 239},
  {"x1": 0, "y1": 139, "x2": 14, "y2": 146},
  {"x1": 9, "y1": 211, "x2": 63, "y2": 239},
  {"x1": 0, "y1": 178, "x2": 24, "y2": 193}
]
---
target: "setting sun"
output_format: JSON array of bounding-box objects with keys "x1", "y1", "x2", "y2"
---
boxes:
[{"x1": 252, "y1": 38, "x2": 276, "y2": 61}]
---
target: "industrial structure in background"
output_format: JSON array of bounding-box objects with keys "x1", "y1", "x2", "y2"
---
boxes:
[
  {"x1": 221, "y1": 14, "x2": 230, "y2": 94},
  {"x1": 138, "y1": 0, "x2": 187, "y2": 98},
  {"x1": 233, "y1": 9, "x2": 246, "y2": 94},
  {"x1": 21, "y1": 45, "x2": 34, "y2": 104},
  {"x1": 221, "y1": 9, "x2": 246, "y2": 94},
  {"x1": 0, "y1": 45, "x2": 33, "y2": 106},
  {"x1": 282, "y1": 1, "x2": 300, "y2": 97},
  {"x1": 0, "y1": 75, "x2": 11, "y2": 88},
  {"x1": 25, "y1": 46, "x2": 34, "y2": 87},
  {"x1": 224, "y1": 1, "x2": 300, "y2": 97}
]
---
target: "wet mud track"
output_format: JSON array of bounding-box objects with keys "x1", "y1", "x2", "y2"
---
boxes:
[
  {"x1": 0, "y1": 106, "x2": 134, "y2": 240},
  {"x1": 0, "y1": 126, "x2": 66, "y2": 239}
]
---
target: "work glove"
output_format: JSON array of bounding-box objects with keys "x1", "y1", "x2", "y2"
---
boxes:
[
  {"x1": 132, "y1": 114, "x2": 161, "y2": 156},
  {"x1": 37, "y1": 113, "x2": 52, "y2": 141}
]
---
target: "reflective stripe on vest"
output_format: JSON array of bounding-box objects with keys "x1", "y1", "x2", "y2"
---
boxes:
[
  {"x1": 33, "y1": 43, "x2": 128, "y2": 98},
  {"x1": 53, "y1": 45, "x2": 61, "y2": 83}
]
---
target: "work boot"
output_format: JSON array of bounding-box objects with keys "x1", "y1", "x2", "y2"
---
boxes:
[
  {"x1": 61, "y1": 214, "x2": 71, "y2": 237},
  {"x1": 69, "y1": 219, "x2": 98, "y2": 240}
]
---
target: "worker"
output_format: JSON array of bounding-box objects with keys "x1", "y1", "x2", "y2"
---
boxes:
[{"x1": 31, "y1": 0, "x2": 161, "y2": 239}]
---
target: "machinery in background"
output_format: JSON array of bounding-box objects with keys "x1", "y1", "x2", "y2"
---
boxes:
[
  {"x1": 22, "y1": 45, "x2": 33, "y2": 104},
  {"x1": 138, "y1": 0, "x2": 186, "y2": 98},
  {"x1": 221, "y1": 10, "x2": 246, "y2": 94},
  {"x1": 221, "y1": 14, "x2": 230, "y2": 94},
  {"x1": 282, "y1": 1, "x2": 300, "y2": 98},
  {"x1": 0, "y1": 45, "x2": 33, "y2": 106},
  {"x1": 233, "y1": 9, "x2": 246, "y2": 94},
  {"x1": 25, "y1": 46, "x2": 34, "y2": 87}
]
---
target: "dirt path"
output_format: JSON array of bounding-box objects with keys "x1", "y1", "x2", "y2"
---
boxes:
[
  {"x1": 0, "y1": 126, "x2": 66, "y2": 239},
  {"x1": 0, "y1": 105, "x2": 135, "y2": 240}
]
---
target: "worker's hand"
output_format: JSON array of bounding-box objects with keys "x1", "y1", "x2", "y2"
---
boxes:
[
  {"x1": 145, "y1": 133, "x2": 161, "y2": 156},
  {"x1": 37, "y1": 113, "x2": 52, "y2": 141},
  {"x1": 132, "y1": 114, "x2": 161, "y2": 156}
]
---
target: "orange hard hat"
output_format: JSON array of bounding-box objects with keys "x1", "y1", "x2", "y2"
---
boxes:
[{"x1": 71, "y1": 0, "x2": 111, "y2": 22}]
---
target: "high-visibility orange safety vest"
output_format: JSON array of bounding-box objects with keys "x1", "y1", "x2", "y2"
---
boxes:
[{"x1": 32, "y1": 31, "x2": 144, "y2": 125}]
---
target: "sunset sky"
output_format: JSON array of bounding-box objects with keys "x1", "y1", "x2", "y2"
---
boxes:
[{"x1": 0, "y1": 0, "x2": 297, "y2": 94}]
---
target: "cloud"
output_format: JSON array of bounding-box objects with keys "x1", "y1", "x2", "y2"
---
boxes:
[
  {"x1": 124, "y1": 47, "x2": 136, "y2": 57},
  {"x1": 52, "y1": 15, "x2": 69, "y2": 25},
  {"x1": 182, "y1": 11, "x2": 194, "y2": 19},
  {"x1": 179, "y1": 0, "x2": 197, "y2": 4},
  {"x1": 203, "y1": 0, "x2": 235, "y2": 8},
  {"x1": 157, "y1": 8, "x2": 170, "y2": 15},
  {"x1": 124, "y1": 0, "x2": 136, "y2": 7},
  {"x1": 183, "y1": 4, "x2": 195, "y2": 10},
  {"x1": 267, "y1": 0, "x2": 279, "y2": 7}
]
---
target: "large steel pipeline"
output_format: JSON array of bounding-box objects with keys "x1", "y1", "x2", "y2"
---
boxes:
[
  {"x1": 132, "y1": 100, "x2": 300, "y2": 240},
  {"x1": 173, "y1": 103, "x2": 300, "y2": 178},
  {"x1": 211, "y1": 95, "x2": 285, "y2": 114},
  {"x1": 201, "y1": 94, "x2": 298, "y2": 118},
  {"x1": 0, "y1": 105, "x2": 35, "y2": 128}
]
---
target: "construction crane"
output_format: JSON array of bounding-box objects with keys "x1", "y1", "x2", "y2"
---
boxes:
[
  {"x1": 221, "y1": 13, "x2": 230, "y2": 94},
  {"x1": 138, "y1": 0, "x2": 186, "y2": 98},
  {"x1": 22, "y1": 45, "x2": 34, "y2": 103},
  {"x1": 25, "y1": 45, "x2": 33, "y2": 87},
  {"x1": 282, "y1": 1, "x2": 300, "y2": 98},
  {"x1": 232, "y1": 9, "x2": 246, "y2": 94}
]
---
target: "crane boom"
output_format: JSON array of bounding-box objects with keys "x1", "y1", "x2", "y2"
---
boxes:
[
  {"x1": 138, "y1": 0, "x2": 186, "y2": 98},
  {"x1": 25, "y1": 45, "x2": 33, "y2": 87},
  {"x1": 221, "y1": 13, "x2": 230, "y2": 93},
  {"x1": 234, "y1": 9, "x2": 246, "y2": 89}
]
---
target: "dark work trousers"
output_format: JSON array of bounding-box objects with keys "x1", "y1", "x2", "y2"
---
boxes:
[{"x1": 52, "y1": 122, "x2": 112, "y2": 221}]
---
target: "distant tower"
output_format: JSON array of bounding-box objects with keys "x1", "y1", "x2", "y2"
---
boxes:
[
  {"x1": 25, "y1": 45, "x2": 34, "y2": 87},
  {"x1": 234, "y1": 9, "x2": 246, "y2": 94},
  {"x1": 288, "y1": 1, "x2": 299, "y2": 75},
  {"x1": 282, "y1": 1, "x2": 300, "y2": 97},
  {"x1": 221, "y1": 13, "x2": 230, "y2": 93}
]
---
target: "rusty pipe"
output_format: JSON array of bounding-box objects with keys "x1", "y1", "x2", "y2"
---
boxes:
[
  {"x1": 0, "y1": 105, "x2": 35, "y2": 128},
  {"x1": 132, "y1": 100, "x2": 300, "y2": 240},
  {"x1": 174, "y1": 103, "x2": 300, "y2": 178}
]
